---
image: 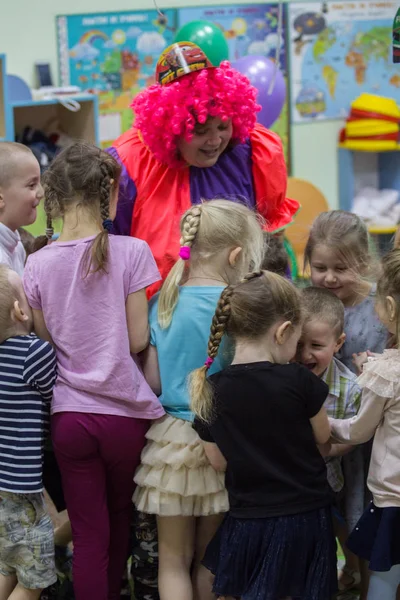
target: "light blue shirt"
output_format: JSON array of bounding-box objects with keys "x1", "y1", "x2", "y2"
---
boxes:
[{"x1": 149, "y1": 286, "x2": 231, "y2": 421}]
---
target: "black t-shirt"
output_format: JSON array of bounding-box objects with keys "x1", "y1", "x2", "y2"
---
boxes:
[{"x1": 194, "y1": 361, "x2": 332, "y2": 518}]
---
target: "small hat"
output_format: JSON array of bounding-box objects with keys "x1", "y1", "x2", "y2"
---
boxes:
[{"x1": 156, "y1": 42, "x2": 212, "y2": 86}]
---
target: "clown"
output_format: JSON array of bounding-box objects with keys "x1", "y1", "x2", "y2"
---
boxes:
[{"x1": 108, "y1": 42, "x2": 298, "y2": 297}]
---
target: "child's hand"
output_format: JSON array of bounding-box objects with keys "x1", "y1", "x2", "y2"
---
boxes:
[
  {"x1": 352, "y1": 352, "x2": 368, "y2": 375},
  {"x1": 352, "y1": 350, "x2": 382, "y2": 375}
]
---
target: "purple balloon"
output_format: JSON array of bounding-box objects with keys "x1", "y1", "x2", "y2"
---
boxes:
[{"x1": 232, "y1": 55, "x2": 286, "y2": 128}]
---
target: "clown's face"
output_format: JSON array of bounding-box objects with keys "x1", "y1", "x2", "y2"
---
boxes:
[{"x1": 177, "y1": 117, "x2": 233, "y2": 168}]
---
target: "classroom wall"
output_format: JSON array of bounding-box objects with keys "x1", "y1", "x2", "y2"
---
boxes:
[{"x1": 0, "y1": 0, "x2": 342, "y2": 209}]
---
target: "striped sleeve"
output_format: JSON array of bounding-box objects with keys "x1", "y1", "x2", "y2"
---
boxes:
[{"x1": 23, "y1": 339, "x2": 57, "y2": 403}]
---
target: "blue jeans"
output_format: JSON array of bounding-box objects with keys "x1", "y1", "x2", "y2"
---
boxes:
[{"x1": 368, "y1": 565, "x2": 400, "y2": 600}]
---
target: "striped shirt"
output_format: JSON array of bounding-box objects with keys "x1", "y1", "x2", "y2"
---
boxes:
[
  {"x1": 0, "y1": 335, "x2": 57, "y2": 493},
  {"x1": 322, "y1": 357, "x2": 361, "y2": 492}
]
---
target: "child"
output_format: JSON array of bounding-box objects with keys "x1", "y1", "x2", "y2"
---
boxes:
[
  {"x1": 190, "y1": 270, "x2": 337, "y2": 600},
  {"x1": 305, "y1": 210, "x2": 388, "y2": 371},
  {"x1": 0, "y1": 264, "x2": 57, "y2": 600},
  {"x1": 297, "y1": 286, "x2": 362, "y2": 589},
  {"x1": 135, "y1": 199, "x2": 264, "y2": 600},
  {"x1": 330, "y1": 248, "x2": 400, "y2": 600},
  {"x1": 305, "y1": 210, "x2": 389, "y2": 593},
  {"x1": 0, "y1": 143, "x2": 43, "y2": 275},
  {"x1": 22, "y1": 142, "x2": 165, "y2": 600}
]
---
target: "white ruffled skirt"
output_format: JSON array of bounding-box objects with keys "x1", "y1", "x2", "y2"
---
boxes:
[{"x1": 133, "y1": 414, "x2": 229, "y2": 517}]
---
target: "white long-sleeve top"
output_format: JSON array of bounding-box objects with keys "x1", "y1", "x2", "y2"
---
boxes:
[
  {"x1": 0, "y1": 223, "x2": 26, "y2": 275},
  {"x1": 330, "y1": 350, "x2": 400, "y2": 509}
]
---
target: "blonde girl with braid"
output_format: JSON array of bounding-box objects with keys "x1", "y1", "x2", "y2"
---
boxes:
[
  {"x1": 190, "y1": 271, "x2": 338, "y2": 600},
  {"x1": 22, "y1": 142, "x2": 164, "y2": 600},
  {"x1": 133, "y1": 199, "x2": 264, "y2": 600}
]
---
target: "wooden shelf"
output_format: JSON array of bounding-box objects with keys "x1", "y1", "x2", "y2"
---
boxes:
[{"x1": 11, "y1": 95, "x2": 99, "y2": 145}]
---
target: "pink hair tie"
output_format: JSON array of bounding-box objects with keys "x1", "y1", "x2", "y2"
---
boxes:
[
  {"x1": 205, "y1": 357, "x2": 214, "y2": 369},
  {"x1": 179, "y1": 246, "x2": 191, "y2": 260}
]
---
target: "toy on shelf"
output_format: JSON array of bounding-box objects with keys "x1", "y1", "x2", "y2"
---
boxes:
[{"x1": 339, "y1": 93, "x2": 400, "y2": 152}]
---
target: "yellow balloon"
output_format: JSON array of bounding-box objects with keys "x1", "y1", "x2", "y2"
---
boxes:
[
  {"x1": 231, "y1": 17, "x2": 247, "y2": 36},
  {"x1": 112, "y1": 29, "x2": 126, "y2": 45}
]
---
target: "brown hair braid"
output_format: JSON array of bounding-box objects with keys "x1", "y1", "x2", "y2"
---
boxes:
[
  {"x1": 190, "y1": 270, "x2": 302, "y2": 422},
  {"x1": 36, "y1": 142, "x2": 121, "y2": 275}
]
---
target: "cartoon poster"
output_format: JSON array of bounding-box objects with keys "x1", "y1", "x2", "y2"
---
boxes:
[
  {"x1": 57, "y1": 10, "x2": 176, "y2": 147},
  {"x1": 178, "y1": 4, "x2": 289, "y2": 163},
  {"x1": 289, "y1": 1, "x2": 399, "y2": 123}
]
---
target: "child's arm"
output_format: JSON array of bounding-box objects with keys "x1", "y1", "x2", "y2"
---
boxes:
[
  {"x1": 310, "y1": 406, "x2": 331, "y2": 445},
  {"x1": 32, "y1": 309, "x2": 54, "y2": 345},
  {"x1": 328, "y1": 443, "x2": 353, "y2": 457},
  {"x1": 203, "y1": 442, "x2": 227, "y2": 472},
  {"x1": 126, "y1": 289, "x2": 150, "y2": 354},
  {"x1": 141, "y1": 344, "x2": 161, "y2": 396},
  {"x1": 330, "y1": 387, "x2": 386, "y2": 444},
  {"x1": 23, "y1": 338, "x2": 57, "y2": 403}
]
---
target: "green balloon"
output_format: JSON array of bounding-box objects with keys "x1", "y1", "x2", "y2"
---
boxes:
[{"x1": 174, "y1": 21, "x2": 229, "y2": 66}]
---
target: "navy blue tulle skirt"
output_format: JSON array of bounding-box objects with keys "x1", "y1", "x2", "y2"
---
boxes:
[
  {"x1": 347, "y1": 502, "x2": 400, "y2": 571},
  {"x1": 203, "y1": 506, "x2": 337, "y2": 600}
]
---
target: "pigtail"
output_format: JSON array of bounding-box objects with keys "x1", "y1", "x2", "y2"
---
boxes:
[
  {"x1": 190, "y1": 285, "x2": 234, "y2": 422},
  {"x1": 83, "y1": 159, "x2": 114, "y2": 277},
  {"x1": 190, "y1": 271, "x2": 264, "y2": 422},
  {"x1": 32, "y1": 196, "x2": 56, "y2": 253},
  {"x1": 158, "y1": 206, "x2": 202, "y2": 328}
]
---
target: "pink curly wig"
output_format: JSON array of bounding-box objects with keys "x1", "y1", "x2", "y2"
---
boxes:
[{"x1": 132, "y1": 62, "x2": 261, "y2": 168}]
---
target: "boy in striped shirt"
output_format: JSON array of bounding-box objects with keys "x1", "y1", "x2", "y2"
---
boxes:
[
  {"x1": 0, "y1": 265, "x2": 57, "y2": 599},
  {"x1": 296, "y1": 286, "x2": 362, "y2": 593}
]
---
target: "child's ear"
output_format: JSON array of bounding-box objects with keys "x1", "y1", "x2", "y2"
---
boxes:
[
  {"x1": 0, "y1": 191, "x2": 4, "y2": 211},
  {"x1": 12, "y1": 300, "x2": 29, "y2": 323},
  {"x1": 276, "y1": 321, "x2": 292, "y2": 345},
  {"x1": 334, "y1": 332, "x2": 346, "y2": 353},
  {"x1": 228, "y1": 247, "x2": 242, "y2": 267}
]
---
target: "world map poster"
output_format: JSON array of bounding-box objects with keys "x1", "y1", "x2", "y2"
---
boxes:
[{"x1": 289, "y1": 1, "x2": 399, "y2": 123}]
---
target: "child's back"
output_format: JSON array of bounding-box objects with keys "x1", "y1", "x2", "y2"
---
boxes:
[
  {"x1": 24, "y1": 234, "x2": 162, "y2": 419},
  {"x1": 198, "y1": 361, "x2": 331, "y2": 517},
  {"x1": 149, "y1": 286, "x2": 229, "y2": 420}
]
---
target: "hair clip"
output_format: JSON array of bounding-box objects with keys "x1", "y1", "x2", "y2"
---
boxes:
[
  {"x1": 109, "y1": 178, "x2": 114, "y2": 185},
  {"x1": 204, "y1": 357, "x2": 214, "y2": 369},
  {"x1": 102, "y1": 219, "x2": 113, "y2": 232},
  {"x1": 179, "y1": 246, "x2": 191, "y2": 260}
]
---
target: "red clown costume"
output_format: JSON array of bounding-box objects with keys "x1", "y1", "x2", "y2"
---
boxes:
[{"x1": 108, "y1": 43, "x2": 299, "y2": 296}]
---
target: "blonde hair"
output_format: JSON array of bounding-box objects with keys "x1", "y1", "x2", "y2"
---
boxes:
[
  {"x1": 157, "y1": 200, "x2": 264, "y2": 328},
  {"x1": 40, "y1": 142, "x2": 121, "y2": 276},
  {"x1": 304, "y1": 210, "x2": 373, "y2": 276},
  {"x1": 0, "y1": 265, "x2": 20, "y2": 342},
  {"x1": 0, "y1": 142, "x2": 33, "y2": 188},
  {"x1": 377, "y1": 249, "x2": 400, "y2": 347},
  {"x1": 190, "y1": 270, "x2": 303, "y2": 422}
]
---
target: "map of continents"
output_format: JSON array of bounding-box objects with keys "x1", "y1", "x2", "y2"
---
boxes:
[{"x1": 289, "y1": 2, "x2": 399, "y2": 122}]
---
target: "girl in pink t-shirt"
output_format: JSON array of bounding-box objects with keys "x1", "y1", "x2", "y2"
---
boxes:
[{"x1": 23, "y1": 143, "x2": 164, "y2": 600}]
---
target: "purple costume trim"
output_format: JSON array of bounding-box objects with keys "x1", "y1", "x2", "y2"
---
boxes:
[{"x1": 189, "y1": 140, "x2": 255, "y2": 208}]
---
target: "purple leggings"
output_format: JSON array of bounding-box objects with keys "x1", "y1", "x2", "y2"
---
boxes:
[{"x1": 52, "y1": 412, "x2": 149, "y2": 600}]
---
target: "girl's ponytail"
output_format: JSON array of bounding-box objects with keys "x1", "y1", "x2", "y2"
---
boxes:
[
  {"x1": 158, "y1": 206, "x2": 202, "y2": 328},
  {"x1": 190, "y1": 285, "x2": 234, "y2": 422}
]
